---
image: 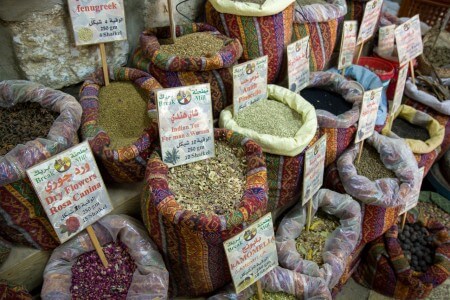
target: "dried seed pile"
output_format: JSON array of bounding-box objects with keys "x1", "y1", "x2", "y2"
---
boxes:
[
  {"x1": 417, "y1": 202, "x2": 450, "y2": 227},
  {"x1": 250, "y1": 291, "x2": 296, "y2": 300},
  {"x1": 295, "y1": 211, "x2": 340, "y2": 266},
  {"x1": 424, "y1": 46, "x2": 450, "y2": 68},
  {"x1": 235, "y1": 0, "x2": 267, "y2": 5},
  {"x1": 391, "y1": 117, "x2": 431, "y2": 141},
  {"x1": 235, "y1": 99, "x2": 302, "y2": 138},
  {"x1": 363, "y1": 65, "x2": 390, "y2": 75},
  {"x1": 300, "y1": 88, "x2": 353, "y2": 116},
  {"x1": 70, "y1": 241, "x2": 137, "y2": 300},
  {"x1": 159, "y1": 32, "x2": 224, "y2": 58},
  {"x1": 0, "y1": 102, "x2": 58, "y2": 156},
  {"x1": 98, "y1": 82, "x2": 151, "y2": 149},
  {"x1": 168, "y1": 141, "x2": 246, "y2": 216},
  {"x1": 355, "y1": 145, "x2": 396, "y2": 181},
  {"x1": 296, "y1": 0, "x2": 328, "y2": 5}
]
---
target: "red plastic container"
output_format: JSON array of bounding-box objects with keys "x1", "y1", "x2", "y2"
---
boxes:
[{"x1": 356, "y1": 56, "x2": 395, "y2": 82}]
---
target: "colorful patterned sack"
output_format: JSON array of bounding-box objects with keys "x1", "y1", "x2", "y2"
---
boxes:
[
  {"x1": 334, "y1": 132, "x2": 420, "y2": 244},
  {"x1": 80, "y1": 66, "x2": 162, "y2": 183},
  {"x1": 0, "y1": 280, "x2": 32, "y2": 300},
  {"x1": 0, "y1": 80, "x2": 81, "y2": 250},
  {"x1": 305, "y1": 72, "x2": 363, "y2": 166},
  {"x1": 220, "y1": 85, "x2": 318, "y2": 215},
  {"x1": 41, "y1": 215, "x2": 169, "y2": 299},
  {"x1": 439, "y1": 149, "x2": 450, "y2": 183},
  {"x1": 345, "y1": 0, "x2": 369, "y2": 24},
  {"x1": 141, "y1": 129, "x2": 268, "y2": 296},
  {"x1": 292, "y1": 0, "x2": 347, "y2": 71},
  {"x1": 205, "y1": 0, "x2": 295, "y2": 83},
  {"x1": 354, "y1": 213, "x2": 450, "y2": 299}
]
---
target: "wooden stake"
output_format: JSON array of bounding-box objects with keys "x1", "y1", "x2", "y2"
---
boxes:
[
  {"x1": 86, "y1": 225, "x2": 109, "y2": 268},
  {"x1": 356, "y1": 41, "x2": 364, "y2": 65},
  {"x1": 356, "y1": 140, "x2": 364, "y2": 165},
  {"x1": 342, "y1": 67, "x2": 346, "y2": 76},
  {"x1": 409, "y1": 60, "x2": 416, "y2": 85},
  {"x1": 256, "y1": 280, "x2": 263, "y2": 300},
  {"x1": 401, "y1": 213, "x2": 407, "y2": 231},
  {"x1": 99, "y1": 43, "x2": 109, "y2": 86},
  {"x1": 168, "y1": 0, "x2": 176, "y2": 43},
  {"x1": 306, "y1": 200, "x2": 313, "y2": 232}
]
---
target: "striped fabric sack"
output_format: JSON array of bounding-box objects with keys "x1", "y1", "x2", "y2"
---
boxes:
[
  {"x1": 344, "y1": 0, "x2": 368, "y2": 23},
  {"x1": 0, "y1": 80, "x2": 81, "y2": 250},
  {"x1": 80, "y1": 66, "x2": 162, "y2": 183},
  {"x1": 354, "y1": 213, "x2": 450, "y2": 299},
  {"x1": 141, "y1": 129, "x2": 268, "y2": 296},
  {"x1": 205, "y1": 0, "x2": 295, "y2": 83},
  {"x1": 292, "y1": 0, "x2": 347, "y2": 71},
  {"x1": 0, "y1": 281, "x2": 32, "y2": 300}
]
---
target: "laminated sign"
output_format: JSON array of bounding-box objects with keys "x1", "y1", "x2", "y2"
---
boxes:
[
  {"x1": 287, "y1": 36, "x2": 310, "y2": 93},
  {"x1": 233, "y1": 56, "x2": 268, "y2": 116},
  {"x1": 26, "y1": 141, "x2": 113, "y2": 243},
  {"x1": 302, "y1": 135, "x2": 327, "y2": 205},
  {"x1": 395, "y1": 15, "x2": 423, "y2": 65},
  {"x1": 338, "y1": 21, "x2": 358, "y2": 70},
  {"x1": 224, "y1": 213, "x2": 278, "y2": 293},
  {"x1": 157, "y1": 83, "x2": 215, "y2": 167},
  {"x1": 400, "y1": 167, "x2": 425, "y2": 214},
  {"x1": 391, "y1": 64, "x2": 409, "y2": 116},
  {"x1": 68, "y1": 0, "x2": 127, "y2": 46},
  {"x1": 355, "y1": 87, "x2": 383, "y2": 143},
  {"x1": 357, "y1": 0, "x2": 383, "y2": 44},
  {"x1": 378, "y1": 25, "x2": 396, "y2": 57}
]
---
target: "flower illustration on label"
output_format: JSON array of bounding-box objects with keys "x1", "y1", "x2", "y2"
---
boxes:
[
  {"x1": 60, "y1": 215, "x2": 81, "y2": 234},
  {"x1": 177, "y1": 90, "x2": 191, "y2": 105},
  {"x1": 246, "y1": 63, "x2": 256, "y2": 75},
  {"x1": 244, "y1": 228, "x2": 257, "y2": 241},
  {"x1": 54, "y1": 157, "x2": 72, "y2": 173}
]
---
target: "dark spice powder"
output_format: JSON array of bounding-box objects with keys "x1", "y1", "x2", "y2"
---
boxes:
[
  {"x1": 391, "y1": 117, "x2": 431, "y2": 141},
  {"x1": 0, "y1": 102, "x2": 58, "y2": 156},
  {"x1": 300, "y1": 88, "x2": 353, "y2": 115}
]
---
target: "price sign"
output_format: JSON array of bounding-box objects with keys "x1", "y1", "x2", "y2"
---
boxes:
[
  {"x1": 302, "y1": 135, "x2": 327, "y2": 205},
  {"x1": 390, "y1": 64, "x2": 409, "y2": 116},
  {"x1": 26, "y1": 141, "x2": 113, "y2": 243},
  {"x1": 338, "y1": 21, "x2": 358, "y2": 70},
  {"x1": 395, "y1": 15, "x2": 423, "y2": 65},
  {"x1": 357, "y1": 0, "x2": 383, "y2": 44},
  {"x1": 355, "y1": 87, "x2": 383, "y2": 143},
  {"x1": 157, "y1": 83, "x2": 215, "y2": 167},
  {"x1": 400, "y1": 167, "x2": 425, "y2": 215},
  {"x1": 224, "y1": 213, "x2": 278, "y2": 293},
  {"x1": 287, "y1": 36, "x2": 310, "y2": 93},
  {"x1": 68, "y1": 0, "x2": 127, "y2": 46},
  {"x1": 378, "y1": 25, "x2": 396, "y2": 57},
  {"x1": 233, "y1": 56, "x2": 268, "y2": 116}
]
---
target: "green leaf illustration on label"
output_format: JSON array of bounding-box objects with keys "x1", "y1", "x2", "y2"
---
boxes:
[{"x1": 164, "y1": 147, "x2": 180, "y2": 165}]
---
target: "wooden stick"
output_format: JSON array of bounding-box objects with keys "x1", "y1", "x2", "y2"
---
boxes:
[
  {"x1": 306, "y1": 200, "x2": 313, "y2": 232},
  {"x1": 86, "y1": 225, "x2": 109, "y2": 268},
  {"x1": 356, "y1": 41, "x2": 364, "y2": 65},
  {"x1": 99, "y1": 43, "x2": 109, "y2": 86},
  {"x1": 168, "y1": 0, "x2": 176, "y2": 43},
  {"x1": 409, "y1": 60, "x2": 415, "y2": 85},
  {"x1": 356, "y1": 140, "x2": 364, "y2": 165},
  {"x1": 401, "y1": 213, "x2": 407, "y2": 231},
  {"x1": 342, "y1": 67, "x2": 346, "y2": 76},
  {"x1": 256, "y1": 280, "x2": 263, "y2": 300}
]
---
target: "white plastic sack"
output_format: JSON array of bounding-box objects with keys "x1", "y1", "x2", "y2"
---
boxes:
[
  {"x1": 294, "y1": 0, "x2": 347, "y2": 23},
  {"x1": 208, "y1": 0, "x2": 295, "y2": 17},
  {"x1": 404, "y1": 78, "x2": 450, "y2": 116}
]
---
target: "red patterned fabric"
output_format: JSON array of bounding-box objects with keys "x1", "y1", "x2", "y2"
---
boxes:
[{"x1": 0, "y1": 281, "x2": 31, "y2": 300}]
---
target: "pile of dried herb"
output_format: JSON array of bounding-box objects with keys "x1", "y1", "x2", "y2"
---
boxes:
[
  {"x1": 235, "y1": 0, "x2": 267, "y2": 5},
  {"x1": 355, "y1": 145, "x2": 396, "y2": 181},
  {"x1": 70, "y1": 241, "x2": 137, "y2": 300},
  {"x1": 168, "y1": 141, "x2": 246, "y2": 216},
  {"x1": 417, "y1": 202, "x2": 450, "y2": 227},
  {"x1": 424, "y1": 46, "x2": 450, "y2": 68},
  {"x1": 391, "y1": 118, "x2": 431, "y2": 141},
  {"x1": 300, "y1": 88, "x2": 353, "y2": 116},
  {"x1": 0, "y1": 102, "x2": 58, "y2": 156},
  {"x1": 295, "y1": 211, "x2": 340, "y2": 266},
  {"x1": 98, "y1": 82, "x2": 151, "y2": 149},
  {"x1": 235, "y1": 100, "x2": 302, "y2": 138},
  {"x1": 250, "y1": 291, "x2": 296, "y2": 300},
  {"x1": 159, "y1": 32, "x2": 224, "y2": 58}
]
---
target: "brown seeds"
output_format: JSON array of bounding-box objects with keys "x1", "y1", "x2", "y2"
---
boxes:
[{"x1": 355, "y1": 145, "x2": 396, "y2": 181}]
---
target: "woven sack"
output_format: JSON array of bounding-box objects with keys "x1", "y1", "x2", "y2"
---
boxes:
[
  {"x1": 418, "y1": 27, "x2": 450, "y2": 78},
  {"x1": 344, "y1": 0, "x2": 369, "y2": 24},
  {"x1": 80, "y1": 66, "x2": 162, "y2": 183},
  {"x1": 220, "y1": 84, "x2": 318, "y2": 215},
  {"x1": 205, "y1": 0, "x2": 295, "y2": 83},
  {"x1": 141, "y1": 128, "x2": 268, "y2": 296},
  {"x1": 335, "y1": 132, "x2": 420, "y2": 243},
  {"x1": 0, "y1": 281, "x2": 32, "y2": 300},
  {"x1": 292, "y1": 0, "x2": 347, "y2": 71},
  {"x1": 41, "y1": 215, "x2": 169, "y2": 299},
  {"x1": 0, "y1": 80, "x2": 81, "y2": 250},
  {"x1": 305, "y1": 72, "x2": 363, "y2": 166},
  {"x1": 354, "y1": 213, "x2": 450, "y2": 299}
]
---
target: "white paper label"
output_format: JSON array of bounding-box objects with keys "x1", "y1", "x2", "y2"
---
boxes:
[
  {"x1": 378, "y1": 25, "x2": 396, "y2": 57},
  {"x1": 395, "y1": 15, "x2": 423, "y2": 65},
  {"x1": 302, "y1": 135, "x2": 327, "y2": 205},
  {"x1": 400, "y1": 167, "x2": 425, "y2": 214},
  {"x1": 287, "y1": 36, "x2": 310, "y2": 93},
  {"x1": 355, "y1": 87, "x2": 383, "y2": 143},
  {"x1": 391, "y1": 64, "x2": 409, "y2": 116},
  {"x1": 338, "y1": 21, "x2": 358, "y2": 70},
  {"x1": 357, "y1": 0, "x2": 383, "y2": 44}
]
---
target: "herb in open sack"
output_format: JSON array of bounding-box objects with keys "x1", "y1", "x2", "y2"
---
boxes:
[
  {"x1": 355, "y1": 144, "x2": 396, "y2": 181},
  {"x1": 250, "y1": 291, "x2": 296, "y2": 300},
  {"x1": 159, "y1": 32, "x2": 224, "y2": 58},
  {"x1": 391, "y1": 118, "x2": 430, "y2": 141},
  {"x1": 300, "y1": 88, "x2": 353, "y2": 116}
]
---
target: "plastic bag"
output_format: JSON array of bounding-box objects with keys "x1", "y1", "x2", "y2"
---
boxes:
[
  {"x1": 276, "y1": 189, "x2": 361, "y2": 289},
  {"x1": 208, "y1": 0, "x2": 295, "y2": 17},
  {"x1": 404, "y1": 78, "x2": 450, "y2": 116},
  {"x1": 41, "y1": 215, "x2": 169, "y2": 299},
  {"x1": 293, "y1": 0, "x2": 347, "y2": 23}
]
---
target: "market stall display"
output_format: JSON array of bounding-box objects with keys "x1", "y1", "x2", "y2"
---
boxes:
[
  {"x1": 80, "y1": 66, "x2": 162, "y2": 183},
  {"x1": 205, "y1": 0, "x2": 295, "y2": 83},
  {"x1": 418, "y1": 27, "x2": 450, "y2": 78},
  {"x1": 404, "y1": 78, "x2": 450, "y2": 116},
  {"x1": 356, "y1": 56, "x2": 395, "y2": 92},
  {"x1": 0, "y1": 80, "x2": 82, "y2": 250},
  {"x1": 133, "y1": 23, "x2": 242, "y2": 120},
  {"x1": 220, "y1": 84, "x2": 317, "y2": 215},
  {"x1": 417, "y1": 191, "x2": 450, "y2": 228},
  {"x1": 41, "y1": 215, "x2": 169, "y2": 299},
  {"x1": 141, "y1": 128, "x2": 268, "y2": 296},
  {"x1": 300, "y1": 72, "x2": 363, "y2": 166}
]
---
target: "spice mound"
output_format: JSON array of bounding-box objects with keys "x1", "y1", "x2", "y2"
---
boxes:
[
  {"x1": 98, "y1": 82, "x2": 151, "y2": 149},
  {"x1": 159, "y1": 32, "x2": 224, "y2": 58},
  {"x1": 391, "y1": 118, "x2": 431, "y2": 141},
  {"x1": 168, "y1": 141, "x2": 246, "y2": 216},
  {"x1": 398, "y1": 222, "x2": 437, "y2": 273},
  {"x1": 295, "y1": 211, "x2": 340, "y2": 266},
  {"x1": 355, "y1": 145, "x2": 396, "y2": 181},
  {"x1": 0, "y1": 102, "x2": 58, "y2": 156},
  {"x1": 234, "y1": 99, "x2": 302, "y2": 138},
  {"x1": 300, "y1": 88, "x2": 353, "y2": 116},
  {"x1": 250, "y1": 291, "x2": 296, "y2": 300},
  {"x1": 70, "y1": 241, "x2": 137, "y2": 300},
  {"x1": 424, "y1": 46, "x2": 450, "y2": 68},
  {"x1": 417, "y1": 202, "x2": 450, "y2": 228}
]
